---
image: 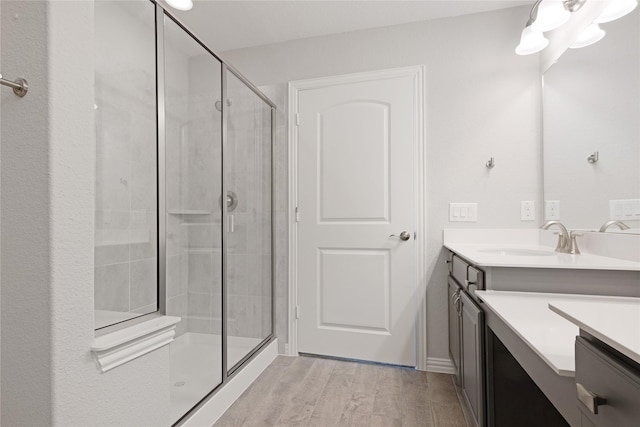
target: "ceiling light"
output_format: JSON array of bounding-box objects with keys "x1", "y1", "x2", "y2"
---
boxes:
[
  {"x1": 531, "y1": 0, "x2": 571, "y2": 32},
  {"x1": 594, "y1": 0, "x2": 638, "y2": 23},
  {"x1": 569, "y1": 24, "x2": 606, "y2": 48},
  {"x1": 516, "y1": 25, "x2": 550, "y2": 55},
  {"x1": 166, "y1": 0, "x2": 193, "y2": 11}
]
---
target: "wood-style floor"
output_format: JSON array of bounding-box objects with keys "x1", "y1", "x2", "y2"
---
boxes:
[{"x1": 214, "y1": 355, "x2": 469, "y2": 427}]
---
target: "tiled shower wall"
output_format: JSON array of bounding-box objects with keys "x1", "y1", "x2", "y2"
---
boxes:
[
  {"x1": 166, "y1": 51, "x2": 273, "y2": 342},
  {"x1": 225, "y1": 73, "x2": 273, "y2": 341},
  {"x1": 94, "y1": 1, "x2": 158, "y2": 317},
  {"x1": 165, "y1": 50, "x2": 223, "y2": 339}
]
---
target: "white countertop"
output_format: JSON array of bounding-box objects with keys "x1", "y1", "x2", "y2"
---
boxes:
[
  {"x1": 475, "y1": 290, "x2": 640, "y2": 376},
  {"x1": 446, "y1": 242, "x2": 640, "y2": 270},
  {"x1": 444, "y1": 229, "x2": 640, "y2": 271},
  {"x1": 550, "y1": 299, "x2": 640, "y2": 365}
]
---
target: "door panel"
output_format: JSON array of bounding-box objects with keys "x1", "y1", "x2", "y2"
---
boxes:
[
  {"x1": 318, "y1": 248, "x2": 390, "y2": 333},
  {"x1": 318, "y1": 101, "x2": 390, "y2": 223},
  {"x1": 297, "y1": 71, "x2": 419, "y2": 366}
]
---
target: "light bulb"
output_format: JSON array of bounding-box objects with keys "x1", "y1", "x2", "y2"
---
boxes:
[
  {"x1": 569, "y1": 24, "x2": 606, "y2": 48},
  {"x1": 166, "y1": 0, "x2": 193, "y2": 11},
  {"x1": 531, "y1": 0, "x2": 571, "y2": 32},
  {"x1": 516, "y1": 26, "x2": 550, "y2": 55},
  {"x1": 595, "y1": 0, "x2": 637, "y2": 23}
]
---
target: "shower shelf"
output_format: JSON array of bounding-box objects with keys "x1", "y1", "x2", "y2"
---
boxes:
[{"x1": 168, "y1": 210, "x2": 213, "y2": 215}]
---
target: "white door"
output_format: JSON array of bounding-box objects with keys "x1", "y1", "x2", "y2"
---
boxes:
[{"x1": 295, "y1": 69, "x2": 420, "y2": 366}]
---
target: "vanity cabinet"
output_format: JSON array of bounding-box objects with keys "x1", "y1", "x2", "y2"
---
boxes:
[
  {"x1": 447, "y1": 252, "x2": 485, "y2": 427},
  {"x1": 575, "y1": 335, "x2": 640, "y2": 427}
]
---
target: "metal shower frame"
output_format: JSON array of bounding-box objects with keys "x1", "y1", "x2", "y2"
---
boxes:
[{"x1": 152, "y1": 2, "x2": 277, "y2": 425}]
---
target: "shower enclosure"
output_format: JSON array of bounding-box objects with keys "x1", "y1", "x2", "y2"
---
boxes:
[{"x1": 94, "y1": 1, "x2": 274, "y2": 424}]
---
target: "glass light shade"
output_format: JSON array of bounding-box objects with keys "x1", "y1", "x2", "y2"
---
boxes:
[
  {"x1": 516, "y1": 26, "x2": 550, "y2": 55},
  {"x1": 166, "y1": 0, "x2": 193, "y2": 11},
  {"x1": 531, "y1": 0, "x2": 571, "y2": 32},
  {"x1": 569, "y1": 24, "x2": 606, "y2": 48},
  {"x1": 595, "y1": 0, "x2": 638, "y2": 23}
]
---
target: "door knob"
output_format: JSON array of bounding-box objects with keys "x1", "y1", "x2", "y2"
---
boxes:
[{"x1": 390, "y1": 231, "x2": 411, "y2": 241}]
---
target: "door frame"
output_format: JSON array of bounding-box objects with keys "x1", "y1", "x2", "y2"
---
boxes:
[{"x1": 287, "y1": 65, "x2": 428, "y2": 370}]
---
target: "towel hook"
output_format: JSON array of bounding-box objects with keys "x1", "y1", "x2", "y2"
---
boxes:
[
  {"x1": 0, "y1": 73, "x2": 28, "y2": 97},
  {"x1": 486, "y1": 157, "x2": 495, "y2": 169}
]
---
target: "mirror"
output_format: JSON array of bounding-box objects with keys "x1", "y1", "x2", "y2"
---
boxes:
[{"x1": 542, "y1": 8, "x2": 639, "y2": 233}]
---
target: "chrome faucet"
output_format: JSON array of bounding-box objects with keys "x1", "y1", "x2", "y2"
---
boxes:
[
  {"x1": 541, "y1": 220, "x2": 571, "y2": 253},
  {"x1": 598, "y1": 220, "x2": 630, "y2": 232}
]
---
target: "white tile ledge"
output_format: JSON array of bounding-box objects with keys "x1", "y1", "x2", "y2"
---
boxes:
[{"x1": 92, "y1": 315, "x2": 181, "y2": 373}]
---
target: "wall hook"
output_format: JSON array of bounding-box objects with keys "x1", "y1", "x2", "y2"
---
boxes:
[
  {"x1": 0, "y1": 73, "x2": 28, "y2": 97},
  {"x1": 486, "y1": 157, "x2": 495, "y2": 169},
  {"x1": 587, "y1": 152, "x2": 599, "y2": 164}
]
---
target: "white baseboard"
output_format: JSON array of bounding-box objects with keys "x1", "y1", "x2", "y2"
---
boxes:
[
  {"x1": 426, "y1": 357, "x2": 456, "y2": 374},
  {"x1": 182, "y1": 339, "x2": 278, "y2": 427}
]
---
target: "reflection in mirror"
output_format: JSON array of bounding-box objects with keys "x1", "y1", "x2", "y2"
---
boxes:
[{"x1": 542, "y1": 8, "x2": 639, "y2": 233}]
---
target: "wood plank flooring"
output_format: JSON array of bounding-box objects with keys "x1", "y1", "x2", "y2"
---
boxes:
[{"x1": 214, "y1": 355, "x2": 469, "y2": 427}]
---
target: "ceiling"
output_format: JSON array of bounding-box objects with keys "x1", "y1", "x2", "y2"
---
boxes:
[{"x1": 168, "y1": 0, "x2": 528, "y2": 52}]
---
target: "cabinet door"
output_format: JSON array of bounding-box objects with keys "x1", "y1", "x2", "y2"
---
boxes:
[
  {"x1": 461, "y1": 290, "x2": 484, "y2": 426},
  {"x1": 448, "y1": 278, "x2": 461, "y2": 385}
]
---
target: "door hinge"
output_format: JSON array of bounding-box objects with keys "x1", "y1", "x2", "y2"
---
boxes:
[
  {"x1": 295, "y1": 113, "x2": 300, "y2": 126},
  {"x1": 295, "y1": 305, "x2": 300, "y2": 319},
  {"x1": 295, "y1": 206, "x2": 300, "y2": 222}
]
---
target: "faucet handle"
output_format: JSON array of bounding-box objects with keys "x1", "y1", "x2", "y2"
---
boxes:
[{"x1": 569, "y1": 231, "x2": 583, "y2": 255}]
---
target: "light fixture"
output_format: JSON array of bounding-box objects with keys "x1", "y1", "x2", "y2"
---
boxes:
[
  {"x1": 516, "y1": 0, "x2": 587, "y2": 55},
  {"x1": 531, "y1": 0, "x2": 571, "y2": 32},
  {"x1": 166, "y1": 0, "x2": 193, "y2": 11},
  {"x1": 516, "y1": 24, "x2": 550, "y2": 55},
  {"x1": 595, "y1": 0, "x2": 638, "y2": 23},
  {"x1": 569, "y1": 23, "x2": 606, "y2": 48}
]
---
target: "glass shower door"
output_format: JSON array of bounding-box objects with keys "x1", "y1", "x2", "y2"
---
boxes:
[
  {"x1": 163, "y1": 15, "x2": 223, "y2": 424},
  {"x1": 224, "y1": 69, "x2": 273, "y2": 372}
]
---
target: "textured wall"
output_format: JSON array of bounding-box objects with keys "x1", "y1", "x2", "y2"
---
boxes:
[
  {"x1": 1, "y1": 2, "x2": 53, "y2": 423},
  {"x1": 221, "y1": 5, "x2": 543, "y2": 362},
  {"x1": 1, "y1": 1, "x2": 171, "y2": 425}
]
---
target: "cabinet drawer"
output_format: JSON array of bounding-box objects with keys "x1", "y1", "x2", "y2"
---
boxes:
[
  {"x1": 575, "y1": 337, "x2": 640, "y2": 427},
  {"x1": 451, "y1": 253, "x2": 485, "y2": 291}
]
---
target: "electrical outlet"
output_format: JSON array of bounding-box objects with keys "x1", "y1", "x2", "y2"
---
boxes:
[
  {"x1": 545, "y1": 200, "x2": 560, "y2": 220},
  {"x1": 521, "y1": 201, "x2": 535, "y2": 221}
]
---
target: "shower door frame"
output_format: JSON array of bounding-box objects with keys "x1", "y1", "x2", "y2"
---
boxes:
[{"x1": 153, "y1": 2, "x2": 277, "y2": 425}]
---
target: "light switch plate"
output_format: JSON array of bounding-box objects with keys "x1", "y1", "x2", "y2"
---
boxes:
[
  {"x1": 610, "y1": 199, "x2": 640, "y2": 221},
  {"x1": 521, "y1": 201, "x2": 535, "y2": 221},
  {"x1": 449, "y1": 203, "x2": 478, "y2": 222}
]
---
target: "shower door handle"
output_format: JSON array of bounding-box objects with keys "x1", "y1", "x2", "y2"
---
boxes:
[{"x1": 389, "y1": 231, "x2": 411, "y2": 241}]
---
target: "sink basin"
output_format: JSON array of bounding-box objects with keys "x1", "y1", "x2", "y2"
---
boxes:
[{"x1": 478, "y1": 248, "x2": 557, "y2": 257}]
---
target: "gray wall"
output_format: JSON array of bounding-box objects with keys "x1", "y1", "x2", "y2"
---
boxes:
[{"x1": 221, "y1": 5, "x2": 543, "y2": 363}]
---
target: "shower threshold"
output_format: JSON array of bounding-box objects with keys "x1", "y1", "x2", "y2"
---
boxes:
[{"x1": 170, "y1": 332, "x2": 263, "y2": 424}]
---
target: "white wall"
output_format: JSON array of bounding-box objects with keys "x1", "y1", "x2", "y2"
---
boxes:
[
  {"x1": 1, "y1": 2, "x2": 170, "y2": 425},
  {"x1": 221, "y1": 5, "x2": 543, "y2": 363}
]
